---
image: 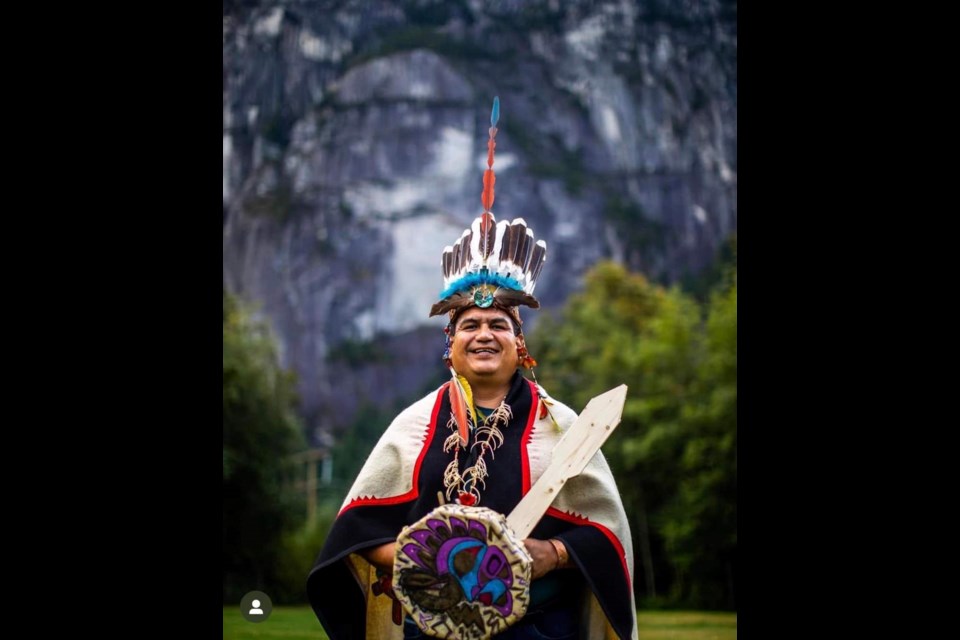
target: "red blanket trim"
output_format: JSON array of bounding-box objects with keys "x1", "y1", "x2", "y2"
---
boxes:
[
  {"x1": 546, "y1": 506, "x2": 632, "y2": 586},
  {"x1": 338, "y1": 383, "x2": 448, "y2": 515},
  {"x1": 520, "y1": 378, "x2": 539, "y2": 494}
]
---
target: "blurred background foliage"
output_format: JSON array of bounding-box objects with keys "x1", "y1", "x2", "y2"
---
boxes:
[
  {"x1": 223, "y1": 291, "x2": 307, "y2": 604},
  {"x1": 223, "y1": 291, "x2": 440, "y2": 604},
  {"x1": 223, "y1": 239, "x2": 736, "y2": 610},
  {"x1": 529, "y1": 249, "x2": 736, "y2": 609}
]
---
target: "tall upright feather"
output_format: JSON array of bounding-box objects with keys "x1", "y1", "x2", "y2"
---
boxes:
[
  {"x1": 481, "y1": 213, "x2": 496, "y2": 260},
  {"x1": 480, "y1": 97, "x2": 499, "y2": 261},
  {"x1": 491, "y1": 220, "x2": 508, "y2": 270},
  {"x1": 451, "y1": 241, "x2": 462, "y2": 280},
  {"x1": 519, "y1": 228, "x2": 535, "y2": 272},
  {"x1": 527, "y1": 240, "x2": 547, "y2": 292},
  {"x1": 459, "y1": 229, "x2": 472, "y2": 275},
  {"x1": 514, "y1": 226, "x2": 530, "y2": 279},
  {"x1": 498, "y1": 222, "x2": 513, "y2": 265},
  {"x1": 469, "y1": 217, "x2": 482, "y2": 267},
  {"x1": 500, "y1": 220, "x2": 520, "y2": 271},
  {"x1": 442, "y1": 247, "x2": 453, "y2": 280}
]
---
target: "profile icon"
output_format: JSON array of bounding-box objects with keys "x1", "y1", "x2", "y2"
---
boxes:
[{"x1": 240, "y1": 590, "x2": 272, "y2": 623}]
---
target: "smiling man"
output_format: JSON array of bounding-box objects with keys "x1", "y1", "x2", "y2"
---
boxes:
[
  {"x1": 449, "y1": 307, "x2": 519, "y2": 384},
  {"x1": 307, "y1": 101, "x2": 637, "y2": 640}
]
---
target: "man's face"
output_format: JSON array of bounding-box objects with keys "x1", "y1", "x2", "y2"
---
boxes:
[{"x1": 449, "y1": 307, "x2": 519, "y2": 386}]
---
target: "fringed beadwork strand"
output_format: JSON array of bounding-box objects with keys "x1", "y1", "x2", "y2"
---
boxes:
[{"x1": 442, "y1": 400, "x2": 512, "y2": 506}]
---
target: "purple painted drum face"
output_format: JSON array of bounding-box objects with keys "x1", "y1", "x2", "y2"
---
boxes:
[{"x1": 393, "y1": 505, "x2": 532, "y2": 639}]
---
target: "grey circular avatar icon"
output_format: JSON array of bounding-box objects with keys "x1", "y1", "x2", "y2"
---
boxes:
[{"x1": 240, "y1": 590, "x2": 273, "y2": 623}]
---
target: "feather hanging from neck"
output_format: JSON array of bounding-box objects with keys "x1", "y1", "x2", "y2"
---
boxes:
[{"x1": 447, "y1": 369, "x2": 475, "y2": 446}]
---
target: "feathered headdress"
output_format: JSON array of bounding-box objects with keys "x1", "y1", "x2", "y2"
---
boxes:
[
  {"x1": 430, "y1": 98, "x2": 549, "y2": 451},
  {"x1": 429, "y1": 97, "x2": 547, "y2": 319}
]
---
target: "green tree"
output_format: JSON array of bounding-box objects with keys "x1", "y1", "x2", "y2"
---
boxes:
[
  {"x1": 662, "y1": 270, "x2": 737, "y2": 608},
  {"x1": 223, "y1": 291, "x2": 305, "y2": 603},
  {"x1": 529, "y1": 260, "x2": 736, "y2": 609}
]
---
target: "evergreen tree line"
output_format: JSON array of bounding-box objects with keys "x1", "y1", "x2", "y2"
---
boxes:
[
  {"x1": 223, "y1": 292, "x2": 306, "y2": 603},
  {"x1": 528, "y1": 258, "x2": 737, "y2": 610}
]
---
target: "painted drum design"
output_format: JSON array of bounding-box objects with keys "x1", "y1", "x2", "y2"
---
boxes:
[{"x1": 393, "y1": 504, "x2": 532, "y2": 639}]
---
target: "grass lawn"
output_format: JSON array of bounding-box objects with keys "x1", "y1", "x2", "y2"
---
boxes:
[
  {"x1": 224, "y1": 606, "x2": 328, "y2": 640},
  {"x1": 224, "y1": 607, "x2": 736, "y2": 639},
  {"x1": 636, "y1": 611, "x2": 737, "y2": 639}
]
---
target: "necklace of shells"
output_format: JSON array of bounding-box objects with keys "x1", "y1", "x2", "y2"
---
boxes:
[{"x1": 442, "y1": 400, "x2": 512, "y2": 506}]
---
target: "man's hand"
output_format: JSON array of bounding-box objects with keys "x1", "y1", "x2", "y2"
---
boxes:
[
  {"x1": 360, "y1": 541, "x2": 397, "y2": 575},
  {"x1": 523, "y1": 538, "x2": 560, "y2": 580}
]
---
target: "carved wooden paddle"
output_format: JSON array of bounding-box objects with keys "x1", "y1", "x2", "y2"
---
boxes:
[{"x1": 506, "y1": 384, "x2": 628, "y2": 538}]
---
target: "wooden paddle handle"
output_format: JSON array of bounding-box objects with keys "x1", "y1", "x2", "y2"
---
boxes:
[{"x1": 506, "y1": 385, "x2": 627, "y2": 539}]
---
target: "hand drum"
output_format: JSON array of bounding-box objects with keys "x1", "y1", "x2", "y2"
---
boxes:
[{"x1": 392, "y1": 504, "x2": 532, "y2": 639}]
